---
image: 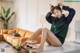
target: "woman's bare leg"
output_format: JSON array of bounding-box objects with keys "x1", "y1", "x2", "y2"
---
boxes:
[
  {"x1": 33, "y1": 28, "x2": 62, "y2": 52},
  {"x1": 22, "y1": 28, "x2": 52, "y2": 46},
  {"x1": 22, "y1": 28, "x2": 42, "y2": 46},
  {"x1": 46, "y1": 38, "x2": 52, "y2": 45},
  {"x1": 32, "y1": 28, "x2": 48, "y2": 53},
  {"x1": 28, "y1": 28, "x2": 42, "y2": 40},
  {"x1": 29, "y1": 28, "x2": 52, "y2": 45},
  {"x1": 45, "y1": 28, "x2": 62, "y2": 46}
]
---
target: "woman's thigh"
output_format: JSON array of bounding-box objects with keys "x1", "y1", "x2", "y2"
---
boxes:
[
  {"x1": 44, "y1": 28, "x2": 62, "y2": 47},
  {"x1": 46, "y1": 38, "x2": 52, "y2": 45}
]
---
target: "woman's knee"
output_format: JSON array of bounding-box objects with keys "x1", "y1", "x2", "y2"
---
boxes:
[
  {"x1": 37, "y1": 28, "x2": 42, "y2": 31},
  {"x1": 43, "y1": 28, "x2": 49, "y2": 31}
]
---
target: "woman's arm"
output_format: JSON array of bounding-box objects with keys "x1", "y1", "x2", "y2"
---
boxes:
[
  {"x1": 62, "y1": 5, "x2": 76, "y2": 24},
  {"x1": 45, "y1": 12, "x2": 54, "y2": 24}
]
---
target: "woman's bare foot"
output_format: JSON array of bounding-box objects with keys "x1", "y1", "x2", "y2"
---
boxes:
[{"x1": 32, "y1": 47, "x2": 44, "y2": 53}]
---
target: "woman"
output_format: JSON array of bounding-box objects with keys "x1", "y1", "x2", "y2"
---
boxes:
[{"x1": 22, "y1": 3, "x2": 75, "y2": 53}]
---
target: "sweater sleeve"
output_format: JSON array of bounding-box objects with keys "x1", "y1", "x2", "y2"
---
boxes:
[
  {"x1": 62, "y1": 6, "x2": 76, "y2": 24},
  {"x1": 45, "y1": 12, "x2": 54, "y2": 24}
]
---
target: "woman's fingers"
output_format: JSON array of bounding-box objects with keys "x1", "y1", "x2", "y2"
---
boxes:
[
  {"x1": 50, "y1": 4, "x2": 54, "y2": 13},
  {"x1": 58, "y1": 3, "x2": 63, "y2": 7},
  {"x1": 58, "y1": 3, "x2": 63, "y2": 10},
  {"x1": 50, "y1": 4, "x2": 52, "y2": 6}
]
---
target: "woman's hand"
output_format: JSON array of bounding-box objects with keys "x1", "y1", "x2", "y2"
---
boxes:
[
  {"x1": 58, "y1": 3, "x2": 63, "y2": 7},
  {"x1": 50, "y1": 4, "x2": 54, "y2": 13},
  {"x1": 58, "y1": 3, "x2": 64, "y2": 9},
  {"x1": 50, "y1": 4, "x2": 52, "y2": 7}
]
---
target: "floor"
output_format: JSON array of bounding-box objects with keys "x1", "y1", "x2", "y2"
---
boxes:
[
  {"x1": 40, "y1": 41, "x2": 80, "y2": 53},
  {"x1": 0, "y1": 41, "x2": 80, "y2": 53},
  {"x1": 0, "y1": 41, "x2": 16, "y2": 53}
]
